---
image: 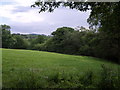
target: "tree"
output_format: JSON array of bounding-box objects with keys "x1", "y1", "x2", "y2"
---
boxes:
[
  {"x1": 51, "y1": 27, "x2": 74, "y2": 53},
  {"x1": 1, "y1": 24, "x2": 13, "y2": 48},
  {"x1": 61, "y1": 31, "x2": 81, "y2": 54},
  {"x1": 87, "y1": 2, "x2": 120, "y2": 63}
]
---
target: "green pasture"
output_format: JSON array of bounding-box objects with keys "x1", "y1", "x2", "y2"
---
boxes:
[{"x1": 2, "y1": 49, "x2": 120, "y2": 88}]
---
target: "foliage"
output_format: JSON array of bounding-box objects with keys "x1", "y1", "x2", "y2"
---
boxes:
[
  {"x1": 5, "y1": 66, "x2": 120, "y2": 88},
  {"x1": 30, "y1": 35, "x2": 49, "y2": 50},
  {"x1": 51, "y1": 27, "x2": 74, "y2": 53},
  {"x1": 11, "y1": 35, "x2": 29, "y2": 49},
  {"x1": 88, "y1": 2, "x2": 120, "y2": 63},
  {"x1": 1, "y1": 24, "x2": 13, "y2": 48},
  {"x1": 1, "y1": 26, "x2": 50, "y2": 50},
  {"x1": 31, "y1": 35, "x2": 47, "y2": 45},
  {"x1": 31, "y1": 1, "x2": 90, "y2": 13},
  {"x1": 79, "y1": 70, "x2": 94, "y2": 87},
  {"x1": 98, "y1": 64, "x2": 120, "y2": 89}
]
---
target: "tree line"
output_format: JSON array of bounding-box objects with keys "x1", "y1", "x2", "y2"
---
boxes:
[
  {"x1": 1, "y1": 24, "x2": 49, "y2": 49},
  {"x1": 1, "y1": 24, "x2": 119, "y2": 64}
]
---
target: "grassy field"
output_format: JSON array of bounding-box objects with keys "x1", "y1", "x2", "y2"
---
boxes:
[{"x1": 2, "y1": 49, "x2": 120, "y2": 88}]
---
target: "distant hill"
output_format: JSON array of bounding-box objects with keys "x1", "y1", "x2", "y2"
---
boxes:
[{"x1": 12, "y1": 33, "x2": 49, "y2": 39}]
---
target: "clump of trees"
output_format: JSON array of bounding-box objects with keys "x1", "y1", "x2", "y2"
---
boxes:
[
  {"x1": 38, "y1": 26, "x2": 119, "y2": 63},
  {"x1": 1, "y1": 25, "x2": 28, "y2": 49}
]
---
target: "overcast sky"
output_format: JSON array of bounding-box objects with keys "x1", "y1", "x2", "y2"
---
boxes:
[{"x1": 0, "y1": 0, "x2": 91, "y2": 35}]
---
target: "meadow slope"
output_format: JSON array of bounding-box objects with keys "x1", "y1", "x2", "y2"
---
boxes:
[{"x1": 2, "y1": 49, "x2": 120, "y2": 88}]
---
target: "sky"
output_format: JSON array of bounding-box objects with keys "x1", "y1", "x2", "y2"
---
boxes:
[{"x1": 0, "y1": 0, "x2": 90, "y2": 35}]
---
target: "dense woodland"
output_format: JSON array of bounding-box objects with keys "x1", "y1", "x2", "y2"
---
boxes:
[{"x1": 1, "y1": 2, "x2": 120, "y2": 64}]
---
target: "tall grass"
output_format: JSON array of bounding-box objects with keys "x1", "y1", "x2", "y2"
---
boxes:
[
  {"x1": 3, "y1": 64, "x2": 119, "y2": 89},
  {"x1": 98, "y1": 64, "x2": 120, "y2": 89}
]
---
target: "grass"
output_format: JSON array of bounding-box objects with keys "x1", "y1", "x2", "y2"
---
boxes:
[{"x1": 2, "y1": 48, "x2": 120, "y2": 88}]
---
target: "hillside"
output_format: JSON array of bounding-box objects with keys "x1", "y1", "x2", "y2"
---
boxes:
[{"x1": 2, "y1": 49, "x2": 120, "y2": 88}]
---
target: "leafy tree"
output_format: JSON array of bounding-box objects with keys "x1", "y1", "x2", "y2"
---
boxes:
[
  {"x1": 51, "y1": 27, "x2": 74, "y2": 53},
  {"x1": 61, "y1": 31, "x2": 81, "y2": 54},
  {"x1": 78, "y1": 30, "x2": 96, "y2": 56},
  {"x1": 1, "y1": 24, "x2": 13, "y2": 48}
]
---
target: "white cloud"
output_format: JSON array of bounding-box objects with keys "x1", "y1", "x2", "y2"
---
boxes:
[
  {"x1": 0, "y1": 1, "x2": 45, "y2": 23},
  {"x1": 0, "y1": 0, "x2": 90, "y2": 35}
]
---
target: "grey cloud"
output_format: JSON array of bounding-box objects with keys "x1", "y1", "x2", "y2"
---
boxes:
[
  {"x1": 8, "y1": 7, "x2": 90, "y2": 35},
  {"x1": 10, "y1": 22, "x2": 56, "y2": 35}
]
